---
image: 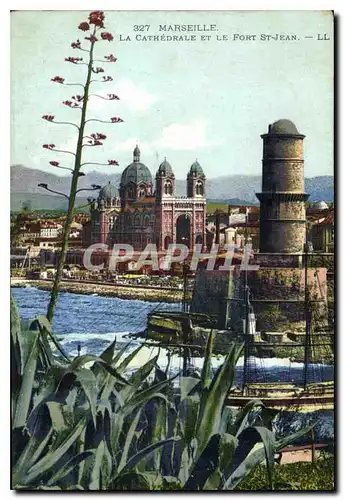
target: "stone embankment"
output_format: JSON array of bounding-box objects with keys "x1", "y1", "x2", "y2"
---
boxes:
[{"x1": 10, "y1": 278, "x2": 186, "y2": 303}]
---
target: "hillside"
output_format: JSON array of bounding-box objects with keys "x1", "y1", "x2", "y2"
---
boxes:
[{"x1": 10, "y1": 165, "x2": 334, "y2": 211}]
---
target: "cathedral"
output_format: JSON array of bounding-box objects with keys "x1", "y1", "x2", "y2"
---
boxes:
[{"x1": 84, "y1": 146, "x2": 207, "y2": 251}]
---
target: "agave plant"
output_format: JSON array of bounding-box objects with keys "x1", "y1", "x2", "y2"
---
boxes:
[
  {"x1": 11, "y1": 297, "x2": 313, "y2": 491},
  {"x1": 11, "y1": 297, "x2": 179, "y2": 490}
]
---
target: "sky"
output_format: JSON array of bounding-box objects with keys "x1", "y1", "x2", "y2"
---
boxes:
[{"x1": 11, "y1": 10, "x2": 334, "y2": 180}]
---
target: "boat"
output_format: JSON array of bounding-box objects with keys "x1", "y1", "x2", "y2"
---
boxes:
[{"x1": 226, "y1": 243, "x2": 334, "y2": 411}]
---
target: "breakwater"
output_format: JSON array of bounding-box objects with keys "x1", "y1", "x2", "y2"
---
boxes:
[{"x1": 10, "y1": 278, "x2": 186, "y2": 303}]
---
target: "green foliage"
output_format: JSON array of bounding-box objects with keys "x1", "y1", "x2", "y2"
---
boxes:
[
  {"x1": 11, "y1": 296, "x2": 314, "y2": 491},
  {"x1": 237, "y1": 455, "x2": 335, "y2": 491}
]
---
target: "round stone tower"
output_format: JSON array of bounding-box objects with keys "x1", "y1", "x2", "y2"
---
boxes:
[{"x1": 256, "y1": 119, "x2": 309, "y2": 253}]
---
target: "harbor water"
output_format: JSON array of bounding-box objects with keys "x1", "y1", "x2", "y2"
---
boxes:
[{"x1": 11, "y1": 286, "x2": 334, "y2": 440}]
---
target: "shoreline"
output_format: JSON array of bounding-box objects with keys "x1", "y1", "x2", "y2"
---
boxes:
[{"x1": 10, "y1": 278, "x2": 187, "y2": 303}]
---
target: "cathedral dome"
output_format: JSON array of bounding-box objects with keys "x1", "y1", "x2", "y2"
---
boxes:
[
  {"x1": 189, "y1": 160, "x2": 204, "y2": 176},
  {"x1": 157, "y1": 158, "x2": 173, "y2": 176},
  {"x1": 120, "y1": 145, "x2": 153, "y2": 186},
  {"x1": 121, "y1": 163, "x2": 152, "y2": 186},
  {"x1": 268, "y1": 119, "x2": 300, "y2": 135},
  {"x1": 99, "y1": 181, "x2": 117, "y2": 201}
]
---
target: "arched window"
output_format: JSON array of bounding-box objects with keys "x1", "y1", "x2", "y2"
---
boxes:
[
  {"x1": 196, "y1": 181, "x2": 204, "y2": 196},
  {"x1": 138, "y1": 185, "x2": 146, "y2": 198},
  {"x1": 164, "y1": 181, "x2": 173, "y2": 195}
]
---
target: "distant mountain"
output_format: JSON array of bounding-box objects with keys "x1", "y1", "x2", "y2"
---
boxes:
[{"x1": 10, "y1": 165, "x2": 334, "y2": 211}]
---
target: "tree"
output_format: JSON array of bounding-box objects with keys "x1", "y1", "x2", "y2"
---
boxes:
[{"x1": 39, "y1": 11, "x2": 123, "y2": 322}]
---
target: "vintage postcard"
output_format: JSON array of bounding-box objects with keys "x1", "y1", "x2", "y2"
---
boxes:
[{"x1": 11, "y1": 10, "x2": 334, "y2": 491}]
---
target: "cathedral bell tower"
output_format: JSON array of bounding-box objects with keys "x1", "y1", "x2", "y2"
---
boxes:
[
  {"x1": 187, "y1": 160, "x2": 206, "y2": 198},
  {"x1": 155, "y1": 158, "x2": 175, "y2": 203}
]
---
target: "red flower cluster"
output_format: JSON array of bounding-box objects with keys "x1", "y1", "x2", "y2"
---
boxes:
[
  {"x1": 101, "y1": 32, "x2": 114, "y2": 42},
  {"x1": 72, "y1": 95, "x2": 84, "y2": 102},
  {"x1": 89, "y1": 11, "x2": 105, "y2": 28},
  {"x1": 108, "y1": 159, "x2": 119, "y2": 165},
  {"x1": 107, "y1": 94, "x2": 119, "y2": 100},
  {"x1": 42, "y1": 115, "x2": 54, "y2": 122},
  {"x1": 78, "y1": 22, "x2": 90, "y2": 32},
  {"x1": 63, "y1": 100, "x2": 81, "y2": 108},
  {"x1": 91, "y1": 133, "x2": 107, "y2": 141},
  {"x1": 65, "y1": 57, "x2": 83, "y2": 64},
  {"x1": 49, "y1": 161, "x2": 60, "y2": 167},
  {"x1": 42, "y1": 144, "x2": 55, "y2": 150},
  {"x1": 71, "y1": 40, "x2": 81, "y2": 49},
  {"x1": 85, "y1": 35, "x2": 98, "y2": 43},
  {"x1": 111, "y1": 117, "x2": 124, "y2": 123},
  {"x1": 105, "y1": 54, "x2": 117, "y2": 62},
  {"x1": 92, "y1": 67, "x2": 104, "y2": 73},
  {"x1": 102, "y1": 76, "x2": 113, "y2": 82},
  {"x1": 51, "y1": 76, "x2": 65, "y2": 84}
]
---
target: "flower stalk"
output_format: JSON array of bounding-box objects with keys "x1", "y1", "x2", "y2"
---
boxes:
[{"x1": 45, "y1": 11, "x2": 120, "y2": 322}]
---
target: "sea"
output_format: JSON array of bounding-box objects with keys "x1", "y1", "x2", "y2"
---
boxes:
[{"x1": 11, "y1": 286, "x2": 334, "y2": 441}]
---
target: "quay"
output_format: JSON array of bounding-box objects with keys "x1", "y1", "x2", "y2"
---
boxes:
[{"x1": 10, "y1": 277, "x2": 188, "y2": 303}]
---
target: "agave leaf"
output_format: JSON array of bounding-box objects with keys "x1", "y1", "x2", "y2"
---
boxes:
[
  {"x1": 11, "y1": 295, "x2": 21, "y2": 350},
  {"x1": 233, "y1": 399, "x2": 264, "y2": 437},
  {"x1": 100, "y1": 441, "x2": 113, "y2": 489},
  {"x1": 195, "y1": 343, "x2": 243, "y2": 458},
  {"x1": 203, "y1": 469, "x2": 222, "y2": 490},
  {"x1": 99, "y1": 339, "x2": 117, "y2": 364},
  {"x1": 12, "y1": 427, "x2": 53, "y2": 487},
  {"x1": 180, "y1": 395, "x2": 199, "y2": 446},
  {"x1": 183, "y1": 433, "x2": 220, "y2": 490},
  {"x1": 119, "y1": 436, "x2": 180, "y2": 475},
  {"x1": 178, "y1": 446, "x2": 191, "y2": 485},
  {"x1": 74, "y1": 368, "x2": 98, "y2": 428},
  {"x1": 200, "y1": 330, "x2": 215, "y2": 390},
  {"x1": 23, "y1": 418, "x2": 86, "y2": 485},
  {"x1": 111, "y1": 471, "x2": 162, "y2": 491},
  {"x1": 93, "y1": 339, "x2": 117, "y2": 382},
  {"x1": 275, "y1": 423, "x2": 316, "y2": 452},
  {"x1": 222, "y1": 423, "x2": 316, "y2": 490},
  {"x1": 251, "y1": 426, "x2": 275, "y2": 490},
  {"x1": 152, "y1": 400, "x2": 167, "y2": 470},
  {"x1": 112, "y1": 341, "x2": 133, "y2": 368},
  {"x1": 120, "y1": 354, "x2": 159, "y2": 403},
  {"x1": 46, "y1": 401, "x2": 74, "y2": 433},
  {"x1": 180, "y1": 377, "x2": 200, "y2": 401},
  {"x1": 34, "y1": 315, "x2": 70, "y2": 362},
  {"x1": 219, "y1": 432, "x2": 238, "y2": 473},
  {"x1": 27, "y1": 427, "x2": 54, "y2": 471},
  {"x1": 32, "y1": 364, "x2": 68, "y2": 410},
  {"x1": 70, "y1": 354, "x2": 99, "y2": 370},
  {"x1": 46, "y1": 451, "x2": 94, "y2": 487},
  {"x1": 116, "y1": 343, "x2": 142, "y2": 372},
  {"x1": 88, "y1": 441, "x2": 105, "y2": 490},
  {"x1": 117, "y1": 407, "x2": 142, "y2": 473},
  {"x1": 122, "y1": 376, "x2": 177, "y2": 416},
  {"x1": 34, "y1": 486, "x2": 62, "y2": 490},
  {"x1": 111, "y1": 411, "x2": 125, "y2": 459},
  {"x1": 222, "y1": 443, "x2": 266, "y2": 490},
  {"x1": 34, "y1": 315, "x2": 52, "y2": 333},
  {"x1": 97, "y1": 360, "x2": 131, "y2": 386},
  {"x1": 13, "y1": 330, "x2": 40, "y2": 428}
]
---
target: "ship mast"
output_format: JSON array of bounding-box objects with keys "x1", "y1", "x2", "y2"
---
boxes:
[
  {"x1": 242, "y1": 209, "x2": 250, "y2": 394},
  {"x1": 303, "y1": 242, "x2": 311, "y2": 389}
]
